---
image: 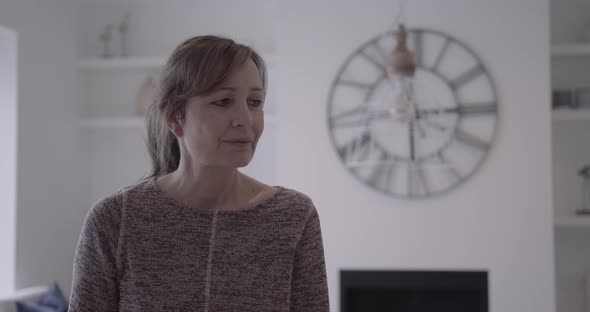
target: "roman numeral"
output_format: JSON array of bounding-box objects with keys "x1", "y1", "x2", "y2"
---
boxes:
[
  {"x1": 437, "y1": 152, "x2": 462, "y2": 181},
  {"x1": 359, "y1": 42, "x2": 388, "y2": 75},
  {"x1": 455, "y1": 129, "x2": 489, "y2": 151},
  {"x1": 368, "y1": 40, "x2": 388, "y2": 65},
  {"x1": 367, "y1": 151, "x2": 397, "y2": 192},
  {"x1": 413, "y1": 30, "x2": 423, "y2": 67},
  {"x1": 450, "y1": 65, "x2": 484, "y2": 91},
  {"x1": 359, "y1": 50, "x2": 384, "y2": 71},
  {"x1": 408, "y1": 162, "x2": 430, "y2": 197},
  {"x1": 338, "y1": 131, "x2": 375, "y2": 165},
  {"x1": 432, "y1": 38, "x2": 450, "y2": 71}
]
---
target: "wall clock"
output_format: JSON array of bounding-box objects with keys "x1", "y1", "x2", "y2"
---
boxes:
[{"x1": 327, "y1": 28, "x2": 498, "y2": 199}]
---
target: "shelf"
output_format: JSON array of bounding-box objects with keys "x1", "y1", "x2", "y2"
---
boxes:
[
  {"x1": 552, "y1": 43, "x2": 590, "y2": 57},
  {"x1": 79, "y1": 115, "x2": 278, "y2": 130},
  {"x1": 552, "y1": 109, "x2": 590, "y2": 122},
  {"x1": 77, "y1": 53, "x2": 276, "y2": 71},
  {"x1": 555, "y1": 216, "x2": 590, "y2": 228},
  {"x1": 77, "y1": 57, "x2": 166, "y2": 70}
]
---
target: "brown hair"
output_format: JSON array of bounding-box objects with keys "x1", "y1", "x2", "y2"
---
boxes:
[{"x1": 144, "y1": 35, "x2": 267, "y2": 179}]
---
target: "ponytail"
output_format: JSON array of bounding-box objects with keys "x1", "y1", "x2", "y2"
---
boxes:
[{"x1": 144, "y1": 97, "x2": 180, "y2": 178}]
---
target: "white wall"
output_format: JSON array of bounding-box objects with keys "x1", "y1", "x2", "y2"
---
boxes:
[
  {"x1": 275, "y1": 1, "x2": 553, "y2": 311},
  {"x1": 0, "y1": 0, "x2": 85, "y2": 295},
  {"x1": 76, "y1": 0, "x2": 277, "y2": 58},
  {"x1": 0, "y1": 24, "x2": 17, "y2": 295}
]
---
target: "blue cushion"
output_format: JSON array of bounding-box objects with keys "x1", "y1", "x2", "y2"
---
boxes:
[
  {"x1": 37, "y1": 282, "x2": 67, "y2": 311},
  {"x1": 15, "y1": 282, "x2": 68, "y2": 312},
  {"x1": 15, "y1": 301, "x2": 55, "y2": 312}
]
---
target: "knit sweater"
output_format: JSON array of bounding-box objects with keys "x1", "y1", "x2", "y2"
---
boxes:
[{"x1": 68, "y1": 177, "x2": 330, "y2": 312}]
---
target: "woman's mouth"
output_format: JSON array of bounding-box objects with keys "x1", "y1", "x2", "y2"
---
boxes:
[{"x1": 225, "y1": 140, "x2": 251, "y2": 144}]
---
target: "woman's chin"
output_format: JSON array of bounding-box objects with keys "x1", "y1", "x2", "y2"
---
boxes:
[{"x1": 225, "y1": 156, "x2": 254, "y2": 168}]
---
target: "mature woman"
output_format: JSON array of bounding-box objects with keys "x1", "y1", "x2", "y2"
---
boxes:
[{"x1": 68, "y1": 35, "x2": 330, "y2": 311}]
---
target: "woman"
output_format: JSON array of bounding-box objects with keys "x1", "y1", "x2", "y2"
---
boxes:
[{"x1": 69, "y1": 35, "x2": 330, "y2": 311}]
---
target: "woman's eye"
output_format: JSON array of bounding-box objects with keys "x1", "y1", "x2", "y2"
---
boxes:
[
  {"x1": 248, "y1": 99, "x2": 263, "y2": 108},
  {"x1": 211, "y1": 98, "x2": 232, "y2": 107}
]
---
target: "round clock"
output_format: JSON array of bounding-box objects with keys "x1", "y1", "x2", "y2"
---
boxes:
[{"x1": 327, "y1": 28, "x2": 498, "y2": 199}]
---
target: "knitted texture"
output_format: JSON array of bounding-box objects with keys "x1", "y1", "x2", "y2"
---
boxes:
[{"x1": 69, "y1": 178, "x2": 330, "y2": 312}]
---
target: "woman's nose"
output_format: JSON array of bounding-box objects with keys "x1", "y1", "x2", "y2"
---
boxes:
[{"x1": 231, "y1": 101, "x2": 254, "y2": 127}]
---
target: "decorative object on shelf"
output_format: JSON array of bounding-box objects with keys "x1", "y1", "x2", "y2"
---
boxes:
[
  {"x1": 552, "y1": 88, "x2": 577, "y2": 109},
  {"x1": 579, "y1": 87, "x2": 590, "y2": 109},
  {"x1": 552, "y1": 87, "x2": 590, "y2": 110},
  {"x1": 327, "y1": 0, "x2": 498, "y2": 199},
  {"x1": 135, "y1": 75, "x2": 156, "y2": 116},
  {"x1": 117, "y1": 12, "x2": 131, "y2": 58},
  {"x1": 578, "y1": 164, "x2": 590, "y2": 215},
  {"x1": 99, "y1": 24, "x2": 114, "y2": 58}
]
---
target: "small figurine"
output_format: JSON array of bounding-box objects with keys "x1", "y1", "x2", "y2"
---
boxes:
[
  {"x1": 118, "y1": 12, "x2": 131, "y2": 58},
  {"x1": 99, "y1": 24, "x2": 114, "y2": 58}
]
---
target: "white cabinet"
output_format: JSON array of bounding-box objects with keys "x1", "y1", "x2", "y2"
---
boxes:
[
  {"x1": 77, "y1": 55, "x2": 279, "y2": 205},
  {"x1": 551, "y1": 44, "x2": 590, "y2": 312}
]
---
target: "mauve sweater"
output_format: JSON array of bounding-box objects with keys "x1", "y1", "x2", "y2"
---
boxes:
[{"x1": 68, "y1": 178, "x2": 330, "y2": 312}]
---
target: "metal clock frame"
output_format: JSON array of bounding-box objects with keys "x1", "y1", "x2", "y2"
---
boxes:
[{"x1": 326, "y1": 28, "x2": 500, "y2": 199}]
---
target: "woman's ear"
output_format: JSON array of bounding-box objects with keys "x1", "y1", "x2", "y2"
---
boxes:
[{"x1": 168, "y1": 113, "x2": 184, "y2": 137}]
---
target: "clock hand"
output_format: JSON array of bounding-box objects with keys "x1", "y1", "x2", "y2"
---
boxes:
[
  {"x1": 415, "y1": 118, "x2": 427, "y2": 138},
  {"x1": 409, "y1": 118, "x2": 416, "y2": 161},
  {"x1": 422, "y1": 118, "x2": 449, "y2": 132},
  {"x1": 418, "y1": 103, "x2": 496, "y2": 117},
  {"x1": 411, "y1": 100, "x2": 428, "y2": 138},
  {"x1": 330, "y1": 107, "x2": 389, "y2": 128},
  {"x1": 413, "y1": 99, "x2": 449, "y2": 133}
]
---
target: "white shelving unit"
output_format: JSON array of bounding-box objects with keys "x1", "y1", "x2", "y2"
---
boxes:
[
  {"x1": 77, "y1": 55, "x2": 280, "y2": 204},
  {"x1": 551, "y1": 37, "x2": 590, "y2": 312},
  {"x1": 552, "y1": 43, "x2": 590, "y2": 57},
  {"x1": 552, "y1": 109, "x2": 590, "y2": 122},
  {"x1": 555, "y1": 216, "x2": 590, "y2": 228},
  {"x1": 551, "y1": 44, "x2": 590, "y2": 229}
]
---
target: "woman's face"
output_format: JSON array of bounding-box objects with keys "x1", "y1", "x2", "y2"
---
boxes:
[{"x1": 173, "y1": 58, "x2": 265, "y2": 168}]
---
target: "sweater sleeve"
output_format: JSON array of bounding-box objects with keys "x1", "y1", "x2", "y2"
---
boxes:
[
  {"x1": 69, "y1": 194, "x2": 122, "y2": 312},
  {"x1": 290, "y1": 205, "x2": 330, "y2": 312}
]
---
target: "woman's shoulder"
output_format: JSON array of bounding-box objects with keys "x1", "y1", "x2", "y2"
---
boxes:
[
  {"x1": 242, "y1": 173, "x2": 316, "y2": 215},
  {"x1": 266, "y1": 185, "x2": 319, "y2": 218},
  {"x1": 274, "y1": 186, "x2": 313, "y2": 205},
  {"x1": 85, "y1": 178, "x2": 154, "y2": 222}
]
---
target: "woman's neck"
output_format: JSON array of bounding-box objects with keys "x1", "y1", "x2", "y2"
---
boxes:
[{"x1": 160, "y1": 165, "x2": 254, "y2": 210}]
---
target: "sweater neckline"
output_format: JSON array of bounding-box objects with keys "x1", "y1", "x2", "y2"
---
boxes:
[{"x1": 146, "y1": 177, "x2": 285, "y2": 214}]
